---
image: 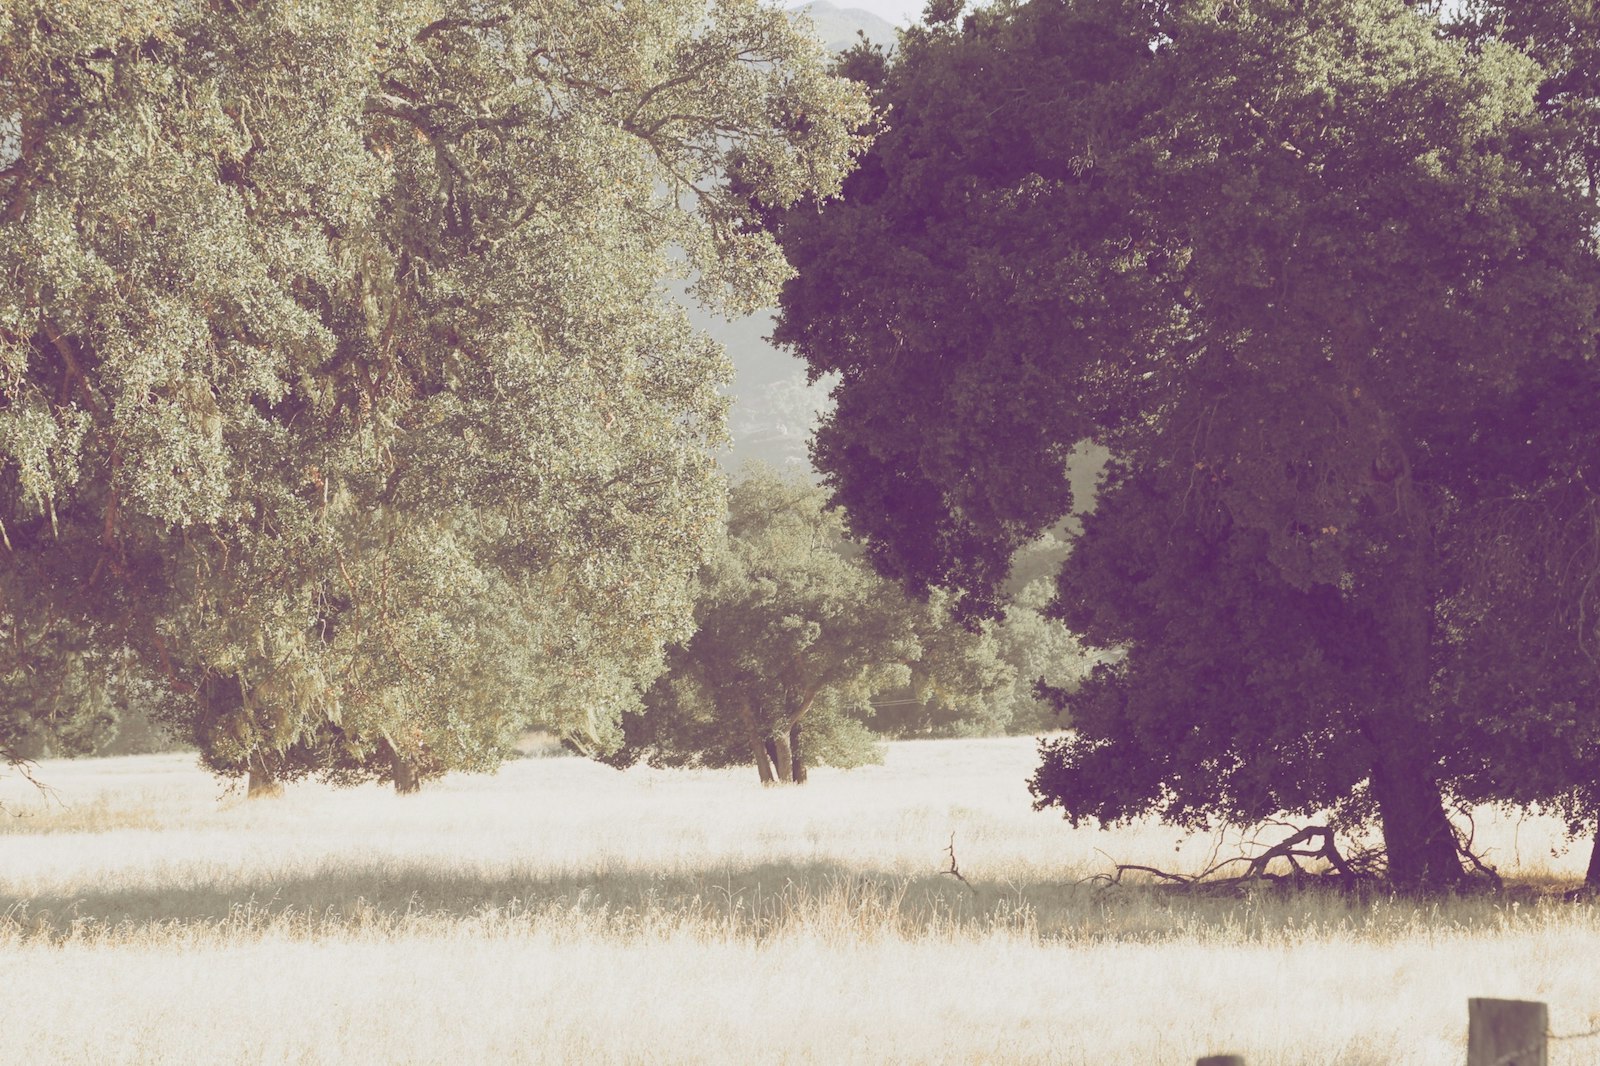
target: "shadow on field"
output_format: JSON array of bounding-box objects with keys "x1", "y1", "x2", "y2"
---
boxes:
[
  {"x1": 6, "y1": 856, "x2": 1587, "y2": 943},
  {"x1": 0, "y1": 859, "x2": 1040, "y2": 940}
]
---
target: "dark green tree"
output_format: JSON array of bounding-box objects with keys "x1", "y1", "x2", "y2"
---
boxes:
[
  {"x1": 1433, "y1": 0, "x2": 1600, "y2": 889},
  {"x1": 0, "y1": 0, "x2": 869, "y2": 793},
  {"x1": 769, "y1": 0, "x2": 1600, "y2": 888}
]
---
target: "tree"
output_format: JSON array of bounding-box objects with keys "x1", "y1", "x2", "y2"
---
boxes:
[
  {"x1": 869, "y1": 574, "x2": 1095, "y2": 738},
  {"x1": 769, "y1": 0, "x2": 1600, "y2": 888},
  {"x1": 992, "y1": 576, "x2": 1097, "y2": 735},
  {"x1": 1431, "y1": 0, "x2": 1600, "y2": 889},
  {"x1": 610, "y1": 467, "x2": 1015, "y2": 784},
  {"x1": 867, "y1": 593, "x2": 1018, "y2": 738},
  {"x1": 0, "y1": 1, "x2": 869, "y2": 792}
]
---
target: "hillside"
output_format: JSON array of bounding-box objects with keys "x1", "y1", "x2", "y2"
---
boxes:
[
  {"x1": 787, "y1": 1, "x2": 900, "y2": 51},
  {"x1": 689, "y1": 3, "x2": 900, "y2": 477}
]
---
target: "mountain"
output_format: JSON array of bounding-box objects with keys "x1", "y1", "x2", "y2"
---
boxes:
[
  {"x1": 685, "y1": 3, "x2": 898, "y2": 479},
  {"x1": 787, "y1": 2, "x2": 899, "y2": 53},
  {"x1": 679, "y1": 300, "x2": 828, "y2": 477}
]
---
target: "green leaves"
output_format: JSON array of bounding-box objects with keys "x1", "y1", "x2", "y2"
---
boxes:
[
  {"x1": 614, "y1": 467, "x2": 1023, "y2": 782},
  {"x1": 770, "y1": 0, "x2": 1600, "y2": 885},
  {"x1": 1, "y1": 0, "x2": 868, "y2": 788}
]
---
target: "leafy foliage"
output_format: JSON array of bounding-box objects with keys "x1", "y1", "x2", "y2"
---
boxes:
[
  {"x1": 0, "y1": 0, "x2": 869, "y2": 789},
  {"x1": 769, "y1": 0, "x2": 1600, "y2": 887},
  {"x1": 1432, "y1": 1, "x2": 1600, "y2": 885},
  {"x1": 610, "y1": 467, "x2": 1017, "y2": 783}
]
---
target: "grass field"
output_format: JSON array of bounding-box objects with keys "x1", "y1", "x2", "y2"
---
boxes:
[{"x1": 3, "y1": 735, "x2": 1599, "y2": 1064}]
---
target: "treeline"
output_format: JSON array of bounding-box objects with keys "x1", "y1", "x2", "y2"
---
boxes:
[
  {"x1": 0, "y1": 1, "x2": 1052, "y2": 799},
  {"x1": 9, "y1": 0, "x2": 1600, "y2": 896},
  {"x1": 604, "y1": 465, "x2": 1090, "y2": 784}
]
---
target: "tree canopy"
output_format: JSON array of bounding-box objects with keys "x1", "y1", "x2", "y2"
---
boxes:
[
  {"x1": 770, "y1": 0, "x2": 1600, "y2": 888},
  {"x1": 0, "y1": 0, "x2": 869, "y2": 791},
  {"x1": 608, "y1": 467, "x2": 1019, "y2": 784}
]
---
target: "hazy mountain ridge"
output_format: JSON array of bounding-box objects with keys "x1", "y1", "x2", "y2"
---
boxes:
[
  {"x1": 787, "y1": 2, "x2": 899, "y2": 52},
  {"x1": 695, "y1": 3, "x2": 898, "y2": 477}
]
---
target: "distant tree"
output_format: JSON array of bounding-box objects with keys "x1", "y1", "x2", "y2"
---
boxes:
[
  {"x1": 0, "y1": 1, "x2": 869, "y2": 793},
  {"x1": 867, "y1": 591, "x2": 1017, "y2": 738},
  {"x1": 611, "y1": 468, "x2": 1014, "y2": 784},
  {"x1": 993, "y1": 577, "x2": 1096, "y2": 735},
  {"x1": 768, "y1": 0, "x2": 1600, "y2": 889},
  {"x1": 868, "y1": 576, "x2": 1094, "y2": 738}
]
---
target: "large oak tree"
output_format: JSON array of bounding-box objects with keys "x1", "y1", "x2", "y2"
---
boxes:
[
  {"x1": 0, "y1": 0, "x2": 868, "y2": 792},
  {"x1": 769, "y1": 0, "x2": 1600, "y2": 889}
]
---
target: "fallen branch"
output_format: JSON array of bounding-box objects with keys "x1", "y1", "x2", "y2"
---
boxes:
[
  {"x1": 943, "y1": 832, "x2": 977, "y2": 896},
  {"x1": 1451, "y1": 806, "x2": 1504, "y2": 891},
  {"x1": 1086, "y1": 824, "x2": 1382, "y2": 894}
]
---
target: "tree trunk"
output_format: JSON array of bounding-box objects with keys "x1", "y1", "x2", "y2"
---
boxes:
[
  {"x1": 771, "y1": 731, "x2": 794, "y2": 784},
  {"x1": 1366, "y1": 567, "x2": 1466, "y2": 892},
  {"x1": 738, "y1": 700, "x2": 776, "y2": 785},
  {"x1": 751, "y1": 738, "x2": 776, "y2": 785},
  {"x1": 1367, "y1": 738, "x2": 1464, "y2": 891},
  {"x1": 246, "y1": 759, "x2": 283, "y2": 799},
  {"x1": 1586, "y1": 824, "x2": 1600, "y2": 890},
  {"x1": 391, "y1": 752, "x2": 421, "y2": 795},
  {"x1": 790, "y1": 721, "x2": 807, "y2": 784}
]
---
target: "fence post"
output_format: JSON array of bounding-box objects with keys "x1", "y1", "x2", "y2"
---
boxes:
[
  {"x1": 1196, "y1": 1057, "x2": 1245, "y2": 1066},
  {"x1": 1468, "y1": 998, "x2": 1548, "y2": 1066}
]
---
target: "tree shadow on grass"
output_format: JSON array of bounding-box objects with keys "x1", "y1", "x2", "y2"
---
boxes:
[
  {"x1": 0, "y1": 858, "x2": 1033, "y2": 940},
  {"x1": 5, "y1": 858, "x2": 1581, "y2": 943}
]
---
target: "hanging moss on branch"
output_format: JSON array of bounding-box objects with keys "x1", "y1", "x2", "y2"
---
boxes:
[{"x1": 0, "y1": 0, "x2": 870, "y2": 790}]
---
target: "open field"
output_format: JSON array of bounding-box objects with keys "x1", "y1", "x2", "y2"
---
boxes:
[{"x1": 3, "y1": 736, "x2": 1600, "y2": 1064}]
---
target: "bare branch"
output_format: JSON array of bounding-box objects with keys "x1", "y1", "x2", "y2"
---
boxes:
[{"x1": 943, "y1": 832, "x2": 977, "y2": 896}]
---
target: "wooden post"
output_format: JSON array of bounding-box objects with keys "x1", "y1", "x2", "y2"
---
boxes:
[
  {"x1": 1196, "y1": 1056, "x2": 1245, "y2": 1065},
  {"x1": 1468, "y1": 998, "x2": 1547, "y2": 1066}
]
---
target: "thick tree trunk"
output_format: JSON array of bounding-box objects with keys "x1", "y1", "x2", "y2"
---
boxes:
[
  {"x1": 246, "y1": 759, "x2": 283, "y2": 799},
  {"x1": 1365, "y1": 567, "x2": 1465, "y2": 892},
  {"x1": 790, "y1": 721, "x2": 807, "y2": 784},
  {"x1": 391, "y1": 753, "x2": 420, "y2": 795},
  {"x1": 770, "y1": 732, "x2": 794, "y2": 784},
  {"x1": 1367, "y1": 738, "x2": 1464, "y2": 891},
  {"x1": 738, "y1": 700, "x2": 776, "y2": 785},
  {"x1": 1586, "y1": 825, "x2": 1600, "y2": 890}
]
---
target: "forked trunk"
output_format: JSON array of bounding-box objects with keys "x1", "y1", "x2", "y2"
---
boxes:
[
  {"x1": 751, "y1": 739, "x2": 776, "y2": 785},
  {"x1": 790, "y1": 722, "x2": 807, "y2": 784},
  {"x1": 771, "y1": 731, "x2": 794, "y2": 784},
  {"x1": 738, "y1": 700, "x2": 776, "y2": 785},
  {"x1": 392, "y1": 752, "x2": 421, "y2": 795}
]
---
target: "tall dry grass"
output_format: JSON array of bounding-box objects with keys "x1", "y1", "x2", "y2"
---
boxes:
[{"x1": 2, "y1": 736, "x2": 1599, "y2": 1064}]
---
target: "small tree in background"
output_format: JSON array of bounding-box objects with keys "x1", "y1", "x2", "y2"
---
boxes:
[
  {"x1": 869, "y1": 576, "x2": 1095, "y2": 738},
  {"x1": 610, "y1": 467, "x2": 1015, "y2": 784}
]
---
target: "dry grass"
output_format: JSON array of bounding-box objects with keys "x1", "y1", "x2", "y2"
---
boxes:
[{"x1": 2, "y1": 736, "x2": 1599, "y2": 1064}]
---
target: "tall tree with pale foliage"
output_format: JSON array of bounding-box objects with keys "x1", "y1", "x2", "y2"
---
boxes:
[{"x1": 0, "y1": 0, "x2": 869, "y2": 792}]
